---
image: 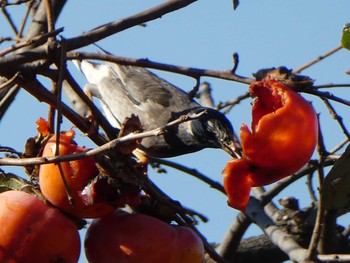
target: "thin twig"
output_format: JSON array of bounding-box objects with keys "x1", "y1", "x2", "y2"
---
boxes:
[
  {"x1": 53, "y1": 37, "x2": 74, "y2": 205},
  {"x1": 306, "y1": 172, "x2": 318, "y2": 202},
  {"x1": 0, "y1": 85, "x2": 19, "y2": 115},
  {"x1": 149, "y1": 157, "x2": 226, "y2": 194},
  {"x1": 316, "y1": 114, "x2": 328, "y2": 159},
  {"x1": 0, "y1": 0, "x2": 201, "y2": 71},
  {"x1": 322, "y1": 98, "x2": 350, "y2": 139},
  {"x1": 63, "y1": 70, "x2": 117, "y2": 140},
  {"x1": 0, "y1": 28, "x2": 63, "y2": 57},
  {"x1": 329, "y1": 138, "x2": 349, "y2": 154},
  {"x1": 315, "y1": 83, "x2": 350, "y2": 89},
  {"x1": 2, "y1": 6, "x2": 18, "y2": 35},
  {"x1": 65, "y1": 0, "x2": 198, "y2": 51},
  {"x1": 17, "y1": 0, "x2": 35, "y2": 39},
  {"x1": 14, "y1": 74, "x2": 107, "y2": 145},
  {"x1": 293, "y1": 45, "x2": 342, "y2": 73},
  {"x1": 231, "y1": 52, "x2": 239, "y2": 74},
  {"x1": 0, "y1": 110, "x2": 209, "y2": 167},
  {"x1": 318, "y1": 254, "x2": 350, "y2": 262},
  {"x1": 342, "y1": 225, "x2": 350, "y2": 238},
  {"x1": 0, "y1": 146, "x2": 22, "y2": 157},
  {"x1": 0, "y1": 36, "x2": 14, "y2": 44},
  {"x1": 259, "y1": 160, "x2": 334, "y2": 207},
  {"x1": 218, "y1": 92, "x2": 250, "y2": 114},
  {"x1": 306, "y1": 117, "x2": 327, "y2": 260},
  {"x1": 188, "y1": 77, "x2": 201, "y2": 99},
  {"x1": 0, "y1": 72, "x2": 19, "y2": 89},
  {"x1": 44, "y1": 0, "x2": 54, "y2": 33},
  {"x1": 306, "y1": 170, "x2": 324, "y2": 260},
  {"x1": 304, "y1": 89, "x2": 350, "y2": 107},
  {"x1": 1, "y1": 0, "x2": 32, "y2": 6},
  {"x1": 54, "y1": 37, "x2": 66, "y2": 136}
]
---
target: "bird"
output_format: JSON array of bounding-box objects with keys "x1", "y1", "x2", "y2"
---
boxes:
[
  {"x1": 73, "y1": 59, "x2": 236, "y2": 158},
  {"x1": 341, "y1": 23, "x2": 350, "y2": 51}
]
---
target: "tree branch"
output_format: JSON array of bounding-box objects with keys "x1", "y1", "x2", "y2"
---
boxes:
[
  {"x1": 65, "y1": 0, "x2": 198, "y2": 51},
  {"x1": 246, "y1": 197, "x2": 309, "y2": 262},
  {"x1": 0, "y1": 110, "x2": 209, "y2": 167},
  {"x1": 67, "y1": 51, "x2": 253, "y2": 84}
]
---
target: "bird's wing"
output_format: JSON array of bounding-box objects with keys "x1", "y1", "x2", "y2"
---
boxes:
[
  {"x1": 74, "y1": 60, "x2": 200, "y2": 128},
  {"x1": 106, "y1": 63, "x2": 197, "y2": 108}
]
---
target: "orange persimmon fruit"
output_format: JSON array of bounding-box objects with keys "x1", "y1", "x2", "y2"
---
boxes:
[
  {"x1": 0, "y1": 190, "x2": 80, "y2": 263},
  {"x1": 223, "y1": 79, "x2": 318, "y2": 211},
  {"x1": 39, "y1": 130, "x2": 115, "y2": 218},
  {"x1": 84, "y1": 210, "x2": 205, "y2": 263}
]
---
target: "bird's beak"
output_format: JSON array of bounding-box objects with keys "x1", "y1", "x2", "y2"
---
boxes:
[{"x1": 223, "y1": 141, "x2": 241, "y2": 159}]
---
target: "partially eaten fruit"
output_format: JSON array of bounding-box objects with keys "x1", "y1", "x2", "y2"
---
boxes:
[{"x1": 223, "y1": 79, "x2": 318, "y2": 211}]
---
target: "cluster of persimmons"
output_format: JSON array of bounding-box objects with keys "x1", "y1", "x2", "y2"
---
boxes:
[{"x1": 0, "y1": 78, "x2": 318, "y2": 262}]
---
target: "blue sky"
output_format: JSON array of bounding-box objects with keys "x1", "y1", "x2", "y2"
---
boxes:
[{"x1": 1, "y1": 0, "x2": 350, "y2": 262}]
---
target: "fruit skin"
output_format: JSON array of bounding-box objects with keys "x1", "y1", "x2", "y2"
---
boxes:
[
  {"x1": 223, "y1": 79, "x2": 318, "y2": 212},
  {"x1": 39, "y1": 131, "x2": 115, "y2": 218},
  {"x1": 241, "y1": 79, "x2": 318, "y2": 173},
  {"x1": 0, "y1": 190, "x2": 80, "y2": 263},
  {"x1": 84, "y1": 210, "x2": 205, "y2": 263}
]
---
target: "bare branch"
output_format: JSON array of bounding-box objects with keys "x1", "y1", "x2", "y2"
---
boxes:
[
  {"x1": 1, "y1": 0, "x2": 32, "y2": 6},
  {"x1": 318, "y1": 254, "x2": 350, "y2": 262},
  {"x1": 231, "y1": 52, "x2": 239, "y2": 74},
  {"x1": 293, "y1": 45, "x2": 342, "y2": 74},
  {"x1": 0, "y1": 27, "x2": 63, "y2": 56},
  {"x1": 0, "y1": 110, "x2": 208, "y2": 167},
  {"x1": 216, "y1": 212, "x2": 252, "y2": 261},
  {"x1": 0, "y1": 0, "x2": 67, "y2": 120},
  {"x1": 17, "y1": 0, "x2": 35, "y2": 39},
  {"x1": 149, "y1": 157, "x2": 226, "y2": 194},
  {"x1": 44, "y1": 0, "x2": 54, "y2": 33},
  {"x1": 306, "y1": 118, "x2": 328, "y2": 259},
  {"x1": 14, "y1": 74, "x2": 107, "y2": 145},
  {"x1": 322, "y1": 99, "x2": 350, "y2": 140},
  {"x1": 315, "y1": 83, "x2": 350, "y2": 89},
  {"x1": 0, "y1": 72, "x2": 19, "y2": 89},
  {"x1": 67, "y1": 51, "x2": 253, "y2": 84},
  {"x1": 61, "y1": 70, "x2": 117, "y2": 139},
  {"x1": 246, "y1": 197, "x2": 309, "y2": 262},
  {"x1": 65, "y1": 0, "x2": 198, "y2": 51},
  {"x1": 303, "y1": 89, "x2": 350, "y2": 107},
  {"x1": 218, "y1": 92, "x2": 250, "y2": 114},
  {"x1": 1, "y1": 6, "x2": 18, "y2": 35}
]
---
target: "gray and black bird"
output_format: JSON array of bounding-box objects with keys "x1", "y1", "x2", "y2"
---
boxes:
[{"x1": 74, "y1": 60, "x2": 236, "y2": 158}]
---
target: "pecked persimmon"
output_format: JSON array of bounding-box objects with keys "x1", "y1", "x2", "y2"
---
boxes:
[
  {"x1": 241, "y1": 79, "x2": 318, "y2": 173},
  {"x1": 0, "y1": 190, "x2": 80, "y2": 263},
  {"x1": 223, "y1": 79, "x2": 318, "y2": 211},
  {"x1": 39, "y1": 130, "x2": 115, "y2": 218},
  {"x1": 84, "y1": 210, "x2": 205, "y2": 263}
]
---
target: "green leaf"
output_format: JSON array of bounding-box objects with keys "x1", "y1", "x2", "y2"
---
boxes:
[
  {"x1": 322, "y1": 145, "x2": 350, "y2": 215},
  {"x1": 341, "y1": 23, "x2": 350, "y2": 51},
  {"x1": 0, "y1": 170, "x2": 37, "y2": 194}
]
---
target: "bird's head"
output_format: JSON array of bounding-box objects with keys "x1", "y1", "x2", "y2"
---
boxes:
[{"x1": 190, "y1": 108, "x2": 238, "y2": 157}]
